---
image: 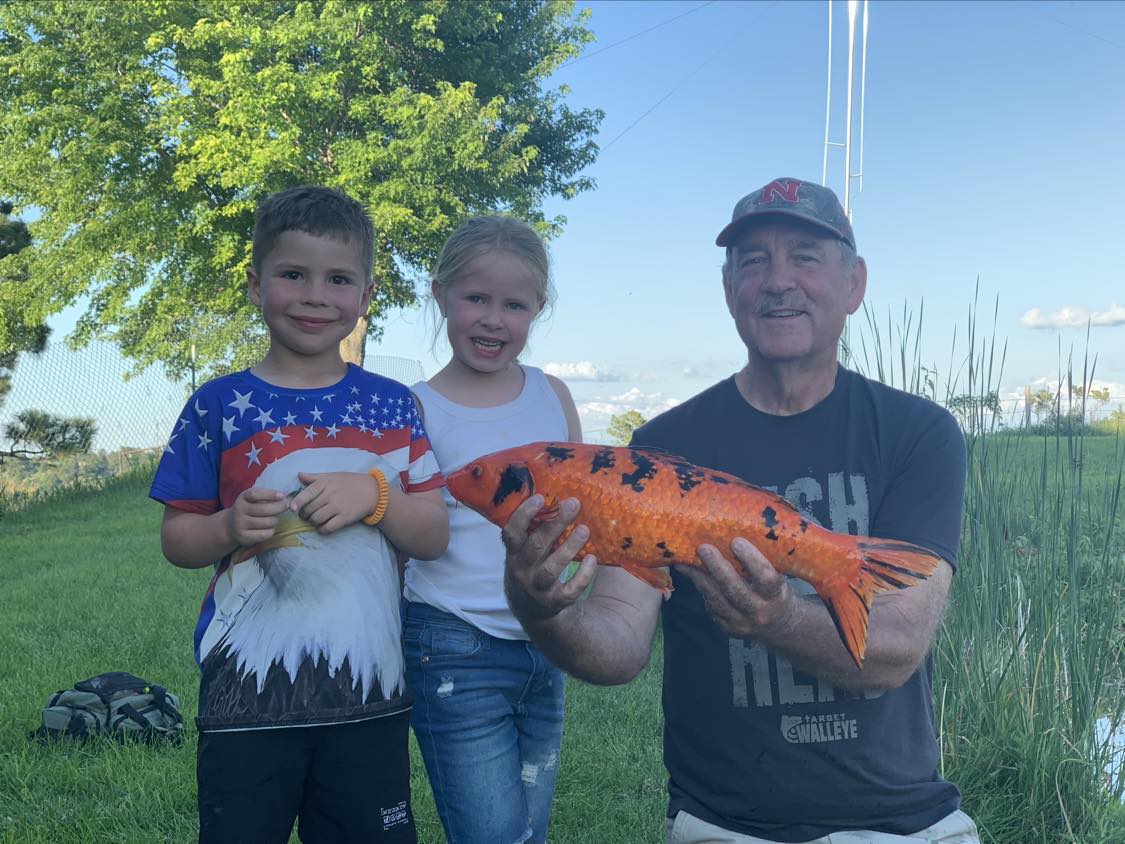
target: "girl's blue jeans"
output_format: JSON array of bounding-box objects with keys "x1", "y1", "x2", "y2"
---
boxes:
[{"x1": 402, "y1": 600, "x2": 565, "y2": 844}]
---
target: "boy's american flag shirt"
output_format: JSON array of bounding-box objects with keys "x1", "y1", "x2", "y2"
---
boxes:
[{"x1": 150, "y1": 364, "x2": 443, "y2": 731}]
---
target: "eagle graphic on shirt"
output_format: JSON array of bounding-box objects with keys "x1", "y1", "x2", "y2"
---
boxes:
[{"x1": 150, "y1": 367, "x2": 443, "y2": 730}]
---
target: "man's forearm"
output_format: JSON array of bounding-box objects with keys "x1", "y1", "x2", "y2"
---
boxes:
[
  {"x1": 759, "y1": 563, "x2": 952, "y2": 692},
  {"x1": 512, "y1": 576, "x2": 661, "y2": 686},
  {"x1": 756, "y1": 595, "x2": 926, "y2": 692}
]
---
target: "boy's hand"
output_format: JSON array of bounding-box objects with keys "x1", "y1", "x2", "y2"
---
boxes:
[
  {"x1": 291, "y1": 471, "x2": 381, "y2": 534},
  {"x1": 226, "y1": 487, "x2": 288, "y2": 547}
]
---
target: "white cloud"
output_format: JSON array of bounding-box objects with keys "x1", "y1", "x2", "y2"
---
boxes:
[
  {"x1": 996, "y1": 377, "x2": 1125, "y2": 426},
  {"x1": 1002, "y1": 377, "x2": 1125, "y2": 400},
  {"x1": 542, "y1": 361, "x2": 626, "y2": 382},
  {"x1": 1020, "y1": 303, "x2": 1125, "y2": 329},
  {"x1": 577, "y1": 388, "x2": 681, "y2": 434},
  {"x1": 681, "y1": 358, "x2": 743, "y2": 379},
  {"x1": 1093, "y1": 303, "x2": 1125, "y2": 326}
]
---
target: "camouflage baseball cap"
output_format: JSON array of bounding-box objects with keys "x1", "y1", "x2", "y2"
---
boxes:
[{"x1": 715, "y1": 177, "x2": 855, "y2": 249}]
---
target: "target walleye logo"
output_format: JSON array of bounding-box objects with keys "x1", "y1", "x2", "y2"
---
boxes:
[{"x1": 780, "y1": 713, "x2": 859, "y2": 744}]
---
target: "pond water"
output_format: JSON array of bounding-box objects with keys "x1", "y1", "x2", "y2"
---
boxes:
[{"x1": 1095, "y1": 716, "x2": 1125, "y2": 802}]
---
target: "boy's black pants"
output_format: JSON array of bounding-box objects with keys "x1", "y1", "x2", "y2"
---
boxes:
[{"x1": 197, "y1": 710, "x2": 416, "y2": 844}]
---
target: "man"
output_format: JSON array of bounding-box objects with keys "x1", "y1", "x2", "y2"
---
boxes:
[{"x1": 502, "y1": 178, "x2": 979, "y2": 843}]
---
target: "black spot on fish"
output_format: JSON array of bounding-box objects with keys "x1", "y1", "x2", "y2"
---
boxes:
[
  {"x1": 656, "y1": 541, "x2": 675, "y2": 560},
  {"x1": 765, "y1": 529, "x2": 779, "y2": 542},
  {"x1": 672, "y1": 462, "x2": 704, "y2": 494},
  {"x1": 591, "y1": 448, "x2": 615, "y2": 474},
  {"x1": 711, "y1": 475, "x2": 730, "y2": 485},
  {"x1": 799, "y1": 519, "x2": 809, "y2": 533},
  {"x1": 621, "y1": 451, "x2": 657, "y2": 493},
  {"x1": 762, "y1": 506, "x2": 778, "y2": 529},
  {"x1": 621, "y1": 536, "x2": 633, "y2": 551},
  {"x1": 546, "y1": 446, "x2": 574, "y2": 464},
  {"x1": 787, "y1": 548, "x2": 796, "y2": 556},
  {"x1": 492, "y1": 464, "x2": 534, "y2": 507}
]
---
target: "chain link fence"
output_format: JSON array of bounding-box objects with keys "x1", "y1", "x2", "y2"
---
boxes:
[
  {"x1": 2, "y1": 339, "x2": 1121, "y2": 470},
  {"x1": 0, "y1": 340, "x2": 425, "y2": 458}
]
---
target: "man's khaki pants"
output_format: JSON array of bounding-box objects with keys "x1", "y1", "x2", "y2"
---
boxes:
[{"x1": 666, "y1": 809, "x2": 981, "y2": 844}]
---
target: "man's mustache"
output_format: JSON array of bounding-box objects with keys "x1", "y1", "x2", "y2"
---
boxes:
[{"x1": 754, "y1": 297, "x2": 809, "y2": 316}]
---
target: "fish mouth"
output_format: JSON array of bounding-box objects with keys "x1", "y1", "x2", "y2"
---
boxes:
[{"x1": 445, "y1": 465, "x2": 477, "y2": 506}]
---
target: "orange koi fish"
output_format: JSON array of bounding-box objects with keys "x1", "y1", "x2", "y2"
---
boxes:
[{"x1": 446, "y1": 442, "x2": 943, "y2": 668}]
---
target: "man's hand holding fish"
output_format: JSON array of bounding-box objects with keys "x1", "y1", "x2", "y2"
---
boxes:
[{"x1": 501, "y1": 495, "x2": 596, "y2": 623}]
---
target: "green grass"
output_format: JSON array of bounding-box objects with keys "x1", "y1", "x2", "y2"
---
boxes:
[
  {"x1": 851, "y1": 293, "x2": 1125, "y2": 843},
  {"x1": 934, "y1": 432, "x2": 1125, "y2": 843},
  {"x1": 0, "y1": 469, "x2": 665, "y2": 843},
  {"x1": 2, "y1": 431, "x2": 1122, "y2": 842}
]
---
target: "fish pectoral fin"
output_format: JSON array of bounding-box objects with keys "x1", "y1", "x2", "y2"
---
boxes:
[
  {"x1": 619, "y1": 562, "x2": 673, "y2": 599},
  {"x1": 529, "y1": 497, "x2": 561, "y2": 530}
]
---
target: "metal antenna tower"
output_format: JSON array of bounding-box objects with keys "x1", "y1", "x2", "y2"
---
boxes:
[
  {"x1": 823, "y1": 0, "x2": 869, "y2": 365},
  {"x1": 821, "y1": 0, "x2": 869, "y2": 219}
]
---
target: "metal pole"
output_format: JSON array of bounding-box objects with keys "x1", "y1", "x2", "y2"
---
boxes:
[
  {"x1": 844, "y1": 0, "x2": 858, "y2": 218},
  {"x1": 858, "y1": 0, "x2": 869, "y2": 193},
  {"x1": 822, "y1": 0, "x2": 833, "y2": 186}
]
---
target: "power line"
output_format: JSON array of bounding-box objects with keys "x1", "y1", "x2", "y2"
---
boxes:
[
  {"x1": 560, "y1": 1, "x2": 717, "y2": 68},
  {"x1": 600, "y1": 22, "x2": 750, "y2": 153},
  {"x1": 1034, "y1": 9, "x2": 1124, "y2": 53}
]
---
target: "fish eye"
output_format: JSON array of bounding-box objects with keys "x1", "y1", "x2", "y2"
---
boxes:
[{"x1": 471, "y1": 465, "x2": 483, "y2": 479}]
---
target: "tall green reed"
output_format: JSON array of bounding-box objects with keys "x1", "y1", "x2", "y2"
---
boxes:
[{"x1": 846, "y1": 291, "x2": 1125, "y2": 842}]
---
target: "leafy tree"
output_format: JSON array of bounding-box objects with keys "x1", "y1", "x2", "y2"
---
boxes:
[
  {"x1": 946, "y1": 390, "x2": 1002, "y2": 434},
  {"x1": 1093, "y1": 408, "x2": 1125, "y2": 436},
  {"x1": 607, "y1": 409, "x2": 646, "y2": 446},
  {"x1": 0, "y1": 0, "x2": 601, "y2": 375},
  {"x1": 1029, "y1": 389, "x2": 1056, "y2": 426},
  {"x1": 1086, "y1": 386, "x2": 1111, "y2": 417},
  {"x1": 0, "y1": 199, "x2": 49, "y2": 408},
  {"x1": 1, "y1": 200, "x2": 99, "y2": 461}
]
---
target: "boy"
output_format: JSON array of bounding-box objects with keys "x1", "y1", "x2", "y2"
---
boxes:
[{"x1": 150, "y1": 186, "x2": 449, "y2": 843}]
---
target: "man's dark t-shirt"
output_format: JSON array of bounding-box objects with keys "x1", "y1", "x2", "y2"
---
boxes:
[{"x1": 631, "y1": 367, "x2": 966, "y2": 842}]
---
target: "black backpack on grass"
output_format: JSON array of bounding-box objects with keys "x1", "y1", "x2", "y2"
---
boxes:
[{"x1": 34, "y1": 671, "x2": 185, "y2": 745}]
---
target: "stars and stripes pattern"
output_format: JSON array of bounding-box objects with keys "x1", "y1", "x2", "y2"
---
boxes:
[
  {"x1": 149, "y1": 365, "x2": 444, "y2": 730},
  {"x1": 153, "y1": 370, "x2": 438, "y2": 515}
]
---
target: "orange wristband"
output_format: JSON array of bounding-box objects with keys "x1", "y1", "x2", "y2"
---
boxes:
[{"x1": 363, "y1": 468, "x2": 390, "y2": 527}]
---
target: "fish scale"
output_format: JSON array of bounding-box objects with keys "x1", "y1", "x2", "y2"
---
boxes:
[{"x1": 446, "y1": 442, "x2": 943, "y2": 668}]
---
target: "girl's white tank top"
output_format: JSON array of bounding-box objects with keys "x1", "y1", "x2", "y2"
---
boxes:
[{"x1": 404, "y1": 365, "x2": 570, "y2": 640}]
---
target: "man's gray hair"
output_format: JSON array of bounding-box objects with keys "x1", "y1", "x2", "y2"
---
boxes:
[{"x1": 838, "y1": 239, "x2": 858, "y2": 269}]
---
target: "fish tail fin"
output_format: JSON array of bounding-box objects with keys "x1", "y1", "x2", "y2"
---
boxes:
[{"x1": 817, "y1": 539, "x2": 943, "y2": 668}]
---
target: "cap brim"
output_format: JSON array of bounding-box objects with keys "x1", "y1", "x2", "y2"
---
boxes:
[{"x1": 715, "y1": 210, "x2": 851, "y2": 248}]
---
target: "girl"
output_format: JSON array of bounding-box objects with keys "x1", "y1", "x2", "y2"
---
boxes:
[{"x1": 403, "y1": 215, "x2": 581, "y2": 844}]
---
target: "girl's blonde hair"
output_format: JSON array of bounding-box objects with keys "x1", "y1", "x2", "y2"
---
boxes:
[{"x1": 431, "y1": 215, "x2": 555, "y2": 310}]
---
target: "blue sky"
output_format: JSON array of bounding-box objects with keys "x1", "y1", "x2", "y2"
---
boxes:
[
  {"x1": 372, "y1": 0, "x2": 1125, "y2": 437},
  {"x1": 27, "y1": 0, "x2": 1125, "y2": 446}
]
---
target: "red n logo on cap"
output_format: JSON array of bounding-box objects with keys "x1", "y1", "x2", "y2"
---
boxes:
[{"x1": 759, "y1": 180, "x2": 801, "y2": 204}]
